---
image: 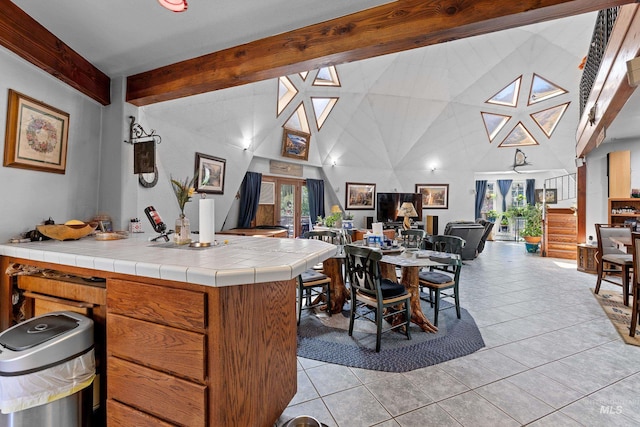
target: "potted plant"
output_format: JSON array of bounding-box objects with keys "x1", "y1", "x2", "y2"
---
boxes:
[
  {"x1": 521, "y1": 203, "x2": 543, "y2": 245},
  {"x1": 499, "y1": 215, "x2": 509, "y2": 232},
  {"x1": 485, "y1": 210, "x2": 499, "y2": 223},
  {"x1": 342, "y1": 212, "x2": 354, "y2": 230}
]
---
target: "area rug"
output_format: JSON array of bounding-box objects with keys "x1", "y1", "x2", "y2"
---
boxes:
[
  {"x1": 592, "y1": 289, "x2": 640, "y2": 346},
  {"x1": 297, "y1": 298, "x2": 485, "y2": 372}
]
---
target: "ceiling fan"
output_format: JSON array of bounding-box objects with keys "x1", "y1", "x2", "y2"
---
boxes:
[{"x1": 512, "y1": 148, "x2": 531, "y2": 173}]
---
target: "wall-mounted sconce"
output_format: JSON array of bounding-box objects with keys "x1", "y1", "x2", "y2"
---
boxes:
[
  {"x1": 430, "y1": 164, "x2": 437, "y2": 172},
  {"x1": 243, "y1": 138, "x2": 252, "y2": 151},
  {"x1": 124, "y1": 116, "x2": 162, "y2": 187}
]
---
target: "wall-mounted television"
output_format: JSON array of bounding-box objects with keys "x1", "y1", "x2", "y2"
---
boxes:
[{"x1": 376, "y1": 193, "x2": 423, "y2": 223}]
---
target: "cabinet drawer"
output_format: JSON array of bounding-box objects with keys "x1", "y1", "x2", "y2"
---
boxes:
[
  {"x1": 18, "y1": 275, "x2": 106, "y2": 305},
  {"x1": 107, "y1": 400, "x2": 174, "y2": 427},
  {"x1": 108, "y1": 313, "x2": 206, "y2": 382},
  {"x1": 108, "y1": 357, "x2": 207, "y2": 427},
  {"x1": 107, "y1": 279, "x2": 206, "y2": 330}
]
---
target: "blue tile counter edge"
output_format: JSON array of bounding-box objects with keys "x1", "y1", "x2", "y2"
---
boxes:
[{"x1": 0, "y1": 234, "x2": 337, "y2": 287}]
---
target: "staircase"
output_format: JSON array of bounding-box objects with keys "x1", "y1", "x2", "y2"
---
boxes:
[{"x1": 543, "y1": 207, "x2": 577, "y2": 259}]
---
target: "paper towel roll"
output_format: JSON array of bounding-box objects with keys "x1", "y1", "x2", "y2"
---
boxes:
[
  {"x1": 372, "y1": 222, "x2": 383, "y2": 236},
  {"x1": 199, "y1": 199, "x2": 215, "y2": 243}
]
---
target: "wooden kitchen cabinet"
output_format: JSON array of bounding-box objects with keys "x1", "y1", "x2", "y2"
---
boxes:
[
  {"x1": 106, "y1": 279, "x2": 208, "y2": 426},
  {"x1": 0, "y1": 261, "x2": 297, "y2": 427}
]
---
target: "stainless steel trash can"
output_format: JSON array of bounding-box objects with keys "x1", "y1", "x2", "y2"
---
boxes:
[{"x1": 0, "y1": 311, "x2": 95, "y2": 427}]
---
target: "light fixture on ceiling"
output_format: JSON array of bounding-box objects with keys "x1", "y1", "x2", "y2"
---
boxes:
[{"x1": 158, "y1": 0, "x2": 188, "y2": 12}]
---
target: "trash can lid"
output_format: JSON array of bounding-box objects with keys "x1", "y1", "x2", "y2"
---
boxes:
[{"x1": 0, "y1": 313, "x2": 79, "y2": 351}]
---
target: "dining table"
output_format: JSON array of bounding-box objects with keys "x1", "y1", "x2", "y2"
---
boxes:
[{"x1": 378, "y1": 249, "x2": 448, "y2": 333}]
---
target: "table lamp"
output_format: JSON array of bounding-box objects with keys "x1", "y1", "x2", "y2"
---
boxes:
[
  {"x1": 398, "y1": 202, "x2": 418, "y2": 230},
  {"x1": 331, "y1": 205, "x2": 342, "y2": 215}
]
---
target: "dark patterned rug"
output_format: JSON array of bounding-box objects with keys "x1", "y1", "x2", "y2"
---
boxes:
[
  {"x1": 592, "y1": 289, "x2": 640, "y2": 346},
  {"x1": 297, "y1": 296, "x2": 485, "y2": 372}
]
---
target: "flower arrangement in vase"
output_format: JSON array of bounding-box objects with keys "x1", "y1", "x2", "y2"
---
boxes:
[{"x1": 171, "y1": 175, "x2": 196, "y2": 244}]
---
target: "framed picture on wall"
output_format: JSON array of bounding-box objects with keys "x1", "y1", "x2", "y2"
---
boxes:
[
  {"x1": 346, "y1": 182, "x2": 376, "y2": 210},
  {"x1": 3, "y1": 89, "x2": 70, "y2": 174},
  {"x1": 415, "y1": 184, "x2": 449, "y2": 209},
  {"x1": 534, "y1": 188, "x2": 557, "y2": 204},
  {"x1": 195, "y1": 152, "x2": 226, "y2": 194},
  {"x1": 281, "y1": 128, "x2": 310, "y2": 161}
]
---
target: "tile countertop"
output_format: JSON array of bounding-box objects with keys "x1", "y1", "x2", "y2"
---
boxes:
[{"x1": 0, "y1": 234, "x2": 337, "y2": 287}]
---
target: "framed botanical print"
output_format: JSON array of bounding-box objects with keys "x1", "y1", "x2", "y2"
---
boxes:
[
  {"x1": 195, "y1": 152, "x2": 226, "y2": 194},
  {"x1": 3, "y1": 89, "x2": 69, "y2": 174},
  {"x1": 346, "y1": 182, "x2": 376, "y2": 210},
  {"x1": 415, "y1": 184, "x2": 449, "y2": 209}
]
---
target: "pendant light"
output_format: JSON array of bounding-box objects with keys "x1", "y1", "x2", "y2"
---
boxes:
[{"x1": 158, "y1": 0, "x2": 188, "y2": 12}]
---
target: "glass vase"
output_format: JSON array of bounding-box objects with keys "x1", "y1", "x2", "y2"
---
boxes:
[{"x1": 174, "y1": 215, "x2": 191, "y2": 245}]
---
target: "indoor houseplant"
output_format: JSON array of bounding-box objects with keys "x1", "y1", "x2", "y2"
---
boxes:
[{"x1": 521, "y1": 203, "x2": 543, "y2": 245}]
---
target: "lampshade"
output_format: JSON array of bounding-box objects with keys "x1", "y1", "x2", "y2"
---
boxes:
[
  {"x1": 398, "y1": 202, "x2": 418, "y2": 218},
  {"x1": 158, "y1": 0, "x2": 188, "y2": 12},
  {"x1": 331, "y1": 205, "x2": 342, "y2": 214}
]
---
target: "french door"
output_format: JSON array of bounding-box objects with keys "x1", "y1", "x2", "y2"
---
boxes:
[{"x1": 261, "y1": 176, "x2": 309, "y2": 238}]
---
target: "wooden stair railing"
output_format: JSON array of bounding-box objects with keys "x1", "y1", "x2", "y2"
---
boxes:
[{"x1": 543, "y1": 207, "x2": 577, "y2": 259}]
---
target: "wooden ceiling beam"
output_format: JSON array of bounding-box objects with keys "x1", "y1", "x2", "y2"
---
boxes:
[
  {"x1": 0, "y1": 0, "x2": 110, "y2": 105},
  {"x1": 126, "y1": 0, "x2": 632, "y2": 106}
]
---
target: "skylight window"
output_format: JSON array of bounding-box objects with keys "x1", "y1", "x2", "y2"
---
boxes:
[
  {"x1": 499, "y1": 122, "x2": 539, "y2": 147},
  {"x1": 486, "y1": 76, "x2": 521, "y2": 107},
  {"x1": 528, "y1": 74, "x2": 567, "y2": 105},
  {"x1": 530, "y1": 102, "x2": 570, "y2": 138},
  {"x1": 481, "y1": 112, "x2": 511, "y2": 142}
]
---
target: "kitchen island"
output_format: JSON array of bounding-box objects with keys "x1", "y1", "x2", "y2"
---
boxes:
[{"x1": 0, "y1": 234, "x2": 336, "y2": 427}]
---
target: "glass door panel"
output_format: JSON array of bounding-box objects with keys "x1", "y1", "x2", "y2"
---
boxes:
[{"x1": 280, "y1": 184, "x2": 295, "y2": 237}]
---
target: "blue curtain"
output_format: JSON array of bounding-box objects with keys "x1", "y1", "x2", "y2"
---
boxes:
[
  {"x1": 306, "y1": 178, "x2": 325, "y2": 224},
  {"x1": 475, "y1": 180, "x2": 487, "y2": 220},
  {"x1": 497, "y1": 179, "x2": 512, "y2": 212},
  {"x1": 238, "y1": 172, "x2": 262, "y2": 228},
  {"x1": 526, "y1": 179, "x2": 535, "y2": 206}
]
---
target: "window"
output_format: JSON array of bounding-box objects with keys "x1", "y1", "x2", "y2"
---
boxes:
[
  {"x1": 510, "y1": 182, "x2": 526, "y2": 207},
  {"x1": 481, "y1": 182, "x2": 496, "y2": 212}
]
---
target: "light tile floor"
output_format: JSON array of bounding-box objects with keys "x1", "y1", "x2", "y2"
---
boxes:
[{"x1": 277, "y1": 241, "x2": 640, "y2": 426}]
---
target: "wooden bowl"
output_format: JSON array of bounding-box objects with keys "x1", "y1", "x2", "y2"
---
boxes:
[{"x1": 37, "y1": 224, "x2": 96, "y2": 241}]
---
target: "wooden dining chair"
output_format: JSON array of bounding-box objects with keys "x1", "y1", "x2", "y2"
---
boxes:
[
  {"x1": 418, "y1": 253, "x2": 463, "y2": 326},
  {"x1": 344, "y1": 244, "x2": 411, "y2": 352},
  {"x1": 305, "y1": 230, "x2": 338, "y2": 271},
  {"x1": 297, "y1": 269, "x2": 331, "y2": 325},
  {"x1": 594, "y1": 224, "x2": 633, "y2": 306},
  {"x1": 630, "y1": 232, "x2": 640, "y2": 336}
]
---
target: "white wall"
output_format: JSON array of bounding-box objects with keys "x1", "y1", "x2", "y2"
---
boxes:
[
  {"x1": 585, "y1": 140, "x2": 640, "y2": 240},
  {"x1": 0, "y1": 48, "x2": 103, "y2": 243}
]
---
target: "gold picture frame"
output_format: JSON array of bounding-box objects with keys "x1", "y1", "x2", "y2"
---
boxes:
[
  {"x1": 3, "y1": 89, "x2": 69, "y2": 174},
  {"x1": 281, "y1": 128, "x2": 310, "y2": 161}
]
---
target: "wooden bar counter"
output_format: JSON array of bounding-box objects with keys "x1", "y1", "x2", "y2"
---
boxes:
[{"x1": 0, "y1": 235, "x2": 335, "y2": 427}]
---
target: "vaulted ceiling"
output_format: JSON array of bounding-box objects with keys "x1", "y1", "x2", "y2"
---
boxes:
[{"x1": 3, "y1": 1, "x2": 630, "y2": 176}]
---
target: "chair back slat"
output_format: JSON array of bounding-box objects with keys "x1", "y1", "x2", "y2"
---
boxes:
[
  {"x1": 425, "y1": 235, "x2": 465, "y2": 256},
  {"x1": 344, "y1": 245, "x2": 382, "y2": 299},
  {"x1": 399, "y1": 229, "x2": 426, "y2": 249},
  {"x1": 305, "y1": 230, "x2": 339, "y2": 244}
]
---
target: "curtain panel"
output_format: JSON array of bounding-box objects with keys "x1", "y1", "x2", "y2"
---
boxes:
[{"x1": 238, "y1": 172, "x2": 262, "y2": 228}]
